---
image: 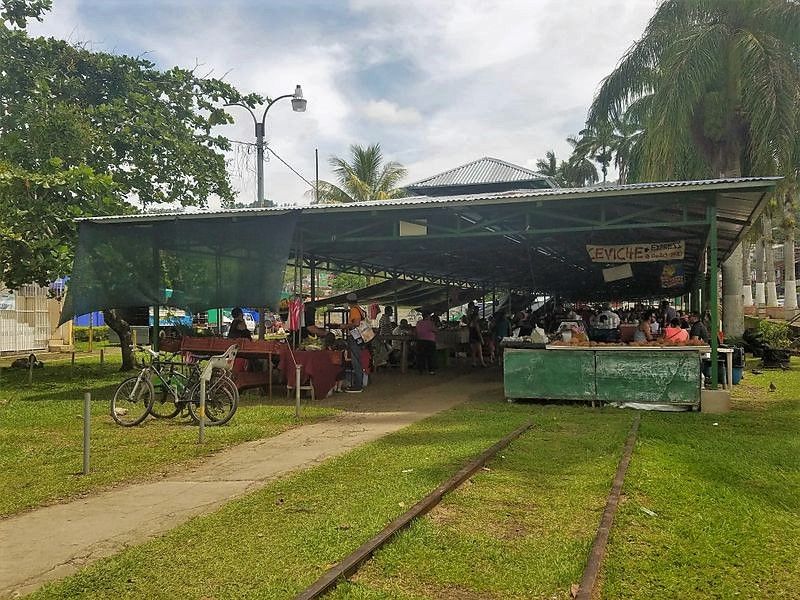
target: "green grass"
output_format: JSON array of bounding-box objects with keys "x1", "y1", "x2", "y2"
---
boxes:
[
  {"x1": 599, "y1": 359, "x2": 800, "y2": 598},
  {"x1": 332, "y1": 406, "x2": 634, "y2": 600},
  {"x1": 0, "y1": 354, "x2": 337, "y2": 516}
]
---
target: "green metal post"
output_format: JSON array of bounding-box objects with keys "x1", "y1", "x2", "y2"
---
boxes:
[{"x1": 708, "y1": 202, "x2": 719, "y2": 389}]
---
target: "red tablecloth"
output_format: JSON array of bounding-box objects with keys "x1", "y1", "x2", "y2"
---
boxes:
[
  {"x1": 279, "y1": 349, "x2": 344, "y2": 399},
  {"x1": 278, "y1": 348, "x2": 372, "y2": 397}
]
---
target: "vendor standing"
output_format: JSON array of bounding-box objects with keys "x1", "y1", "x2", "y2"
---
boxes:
[
  {"x1": 343, "y1": 293, "x2": 367, "y2": 393},
  {"x1": 228, "y1": 308, "x2": 252, "y2": 340}
]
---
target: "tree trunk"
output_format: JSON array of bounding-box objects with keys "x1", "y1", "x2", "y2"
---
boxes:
[
  {"x1": 755, "y1": 234, "x2": 766, "y2": 307},
  {"x1": 714, "y1": 153, "x2": 745, "y2": 333},
  {"x1": 784, "y1": 192, "x2": 798, "y2": 311},
  {"x1": 742, "y1": 241, "x2": 754, "y2": 307},
  {"x1": 103, "y1": 309, "x2": 135, "y2": 371},
  {"x1": 764, "y1": 214, "x2": 778, "y2": 307},
  {"x1": 722, "y1": 244, "x2": 744, "y2": 338}
]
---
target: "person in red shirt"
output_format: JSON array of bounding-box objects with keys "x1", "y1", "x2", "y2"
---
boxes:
[
  {"x1": 415, "y1": 312, "x2": 438, "y2": 375},
  {"x1": 663, "y1": 317, "x2": 689, "y2": 342}
]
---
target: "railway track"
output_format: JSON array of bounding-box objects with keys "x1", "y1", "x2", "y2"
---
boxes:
[{"x1": 295, "y1": 412, "x2": 642, "y2": 600}]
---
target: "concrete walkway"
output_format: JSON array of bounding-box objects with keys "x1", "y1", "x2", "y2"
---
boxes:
[{"x1": 1, "y1": 371, "x2": 491, "y2": 598}]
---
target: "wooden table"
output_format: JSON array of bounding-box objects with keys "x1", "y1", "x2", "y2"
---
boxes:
[
  {"x1": 381, "y1": 335, "x2": 413, "y2": 373},
  {"x1": 178, "y1": 336, "x2": 286, "y2": 398}
]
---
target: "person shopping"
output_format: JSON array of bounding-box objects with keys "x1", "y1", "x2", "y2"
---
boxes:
[
  {"x1": 344, "y1": 293, "x2": 367, "y2": 393},
  {"x1": 415, "y1": 312, "x2": 438, "y2": 375}
]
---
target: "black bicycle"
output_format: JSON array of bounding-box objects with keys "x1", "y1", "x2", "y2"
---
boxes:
[{"x1": 111, "y1": 345, "x2": 239, "y2": 427}]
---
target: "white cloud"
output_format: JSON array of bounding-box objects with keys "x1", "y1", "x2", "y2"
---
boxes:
[
  {"x1": 363, "y1": 100, "x2": 422, "y2": 125},
  {"x1": 26, "y1": 0, "x2": 660, "y2": 204}
]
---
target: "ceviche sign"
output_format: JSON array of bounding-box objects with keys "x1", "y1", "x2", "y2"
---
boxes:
[{"x1": 586, "y1": 241, "x2": 685, "y2": 263}]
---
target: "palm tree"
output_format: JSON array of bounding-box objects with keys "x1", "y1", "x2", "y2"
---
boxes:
[
  {"x1": 314, "y1": 143, "x2": 407, "y2": 203},
  {"x1": 564, "y1": 136, "x2": 599, "y2": 187},
  {"x1": 535, "y1": 151, "x2": 560, "y2": 180},
  {"x1": 535, "y1": 150, "x2": 573, "y2": 187},
  {"x1": 612, "y1": 110, "x2": 645, "y2": 184},
  {"x1": 741, "y1": 239, "x2": 754, "y2": 310},
  {"x1": 574, "y1": 121, "x2": 616, "y2": 183},
  {"x1": 781, "y1": 193, "x2": 797, "y2": 310},
  {"x1": 589, "y1": 0, "x2": 800, "y2": 180}
]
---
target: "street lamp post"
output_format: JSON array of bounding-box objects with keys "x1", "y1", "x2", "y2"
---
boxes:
[{"x1": 226, "y1": 84, "x2": 307, "y2": 207}]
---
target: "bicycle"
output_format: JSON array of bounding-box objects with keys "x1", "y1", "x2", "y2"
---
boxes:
[{"x1": 111, "y1": 344, "x2": 240, "y2": 427}]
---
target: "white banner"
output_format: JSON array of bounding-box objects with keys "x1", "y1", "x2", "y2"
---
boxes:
[
  {"x1": 603, "y1": 263, "x2": 633, "y2": 282},
  {"x1": 0, "y1": 290, "x2": 15, "y2": 311},
  {"x1": 586, "y1": 241, "x2": 685, "y2": 263}
]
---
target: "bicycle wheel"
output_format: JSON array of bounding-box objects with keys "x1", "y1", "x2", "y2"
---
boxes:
[
  {"x1": 187, "y1": 375, "x2": 238, "y2": 426},
  {"x1": 111, "y1": 375, "x2": 155, "y2": 426},
  {"x1": 149, "y1": 370, "x2": 187, "y2": 419}
]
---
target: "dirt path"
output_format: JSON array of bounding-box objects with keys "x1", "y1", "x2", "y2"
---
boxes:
[{"x1": 0, "y1": 369, "x2": 497, "y2": 598}]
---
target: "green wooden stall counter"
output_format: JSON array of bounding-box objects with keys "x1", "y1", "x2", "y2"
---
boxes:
[
  {"x1": 503, "y1": 347, "x2": 702, "y2": 406},
  {"x1": 503, "y1": 348, "x2": 596, "y2": 401}
]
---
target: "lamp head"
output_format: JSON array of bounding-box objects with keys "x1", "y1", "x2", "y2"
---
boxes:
[{"x1": 291, "y1": 84, "x2": 307, "y2": 112}]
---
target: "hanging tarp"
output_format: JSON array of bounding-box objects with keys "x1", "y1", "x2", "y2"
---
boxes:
[{"x1": 60, "y1": 212, "x2": 298, "y2": 325}]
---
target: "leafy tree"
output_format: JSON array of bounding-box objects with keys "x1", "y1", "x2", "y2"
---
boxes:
[
  {"x1": 0, "y1": 1, "x2": 257, "y2": 369},
  {"x1": 330, "y1": 273, "x2": 368, "y2": 294},
  {"x1": 315, "y1": 143, "x2": 407, "y2": 203}
]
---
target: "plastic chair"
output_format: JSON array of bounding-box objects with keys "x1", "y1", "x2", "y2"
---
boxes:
[{"x1": 286, "y1": 363, "x2": 315, "y2": 401}]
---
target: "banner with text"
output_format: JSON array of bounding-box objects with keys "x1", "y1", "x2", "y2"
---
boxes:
[{"x1": 586, "y1": 241, "x2": 685, "y2": 263}]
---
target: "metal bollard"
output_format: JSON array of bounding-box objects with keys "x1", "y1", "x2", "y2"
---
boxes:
[
  {"x1": 83, "y1": 392, "x2": 91, "y2": 475},
  {"x1": 295, "y1": 364, "x2": 302, "y2": 419},
  {"x1": 100, "y1": 348, "x2": 104, "y2": 365},
  {"x1": 198, "y1": 377, "x2": 206, "y2": 444},
  {"x1": 28, "y1": 360, "x2": 33, "y2": 385}
]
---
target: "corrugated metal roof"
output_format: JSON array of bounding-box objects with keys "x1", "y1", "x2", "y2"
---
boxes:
[
  {"x1": 406, "y1": 157, "x2": 551, "y2": 189},
  {"x1": 82, "y1": 176, "x2": 780, "y2": 223}
]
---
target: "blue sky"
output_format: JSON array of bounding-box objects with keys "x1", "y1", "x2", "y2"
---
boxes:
[{"x1": 29, "y1": 0, "x2": 659, "y2": 206}]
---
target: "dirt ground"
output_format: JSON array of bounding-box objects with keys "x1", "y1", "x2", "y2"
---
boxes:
[{"x1": 0, "y1": 365, "x2": 502, "y2": 598}]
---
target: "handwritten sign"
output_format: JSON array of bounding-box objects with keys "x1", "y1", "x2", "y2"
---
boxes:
[{"x1": 586, "y1": 241, "x2": 684, "y2": 263}]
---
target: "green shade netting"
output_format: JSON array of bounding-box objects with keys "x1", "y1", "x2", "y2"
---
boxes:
[{"x1": 60, "y1": 212, "x2": 298, "y2": 325}]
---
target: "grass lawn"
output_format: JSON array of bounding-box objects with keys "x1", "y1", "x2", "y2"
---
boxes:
[
  {"x1": 15, "y1": 358, "x2": 800, "y2": 599},
  {"x1": 28, "y1": 399, "x2": 633, "y2": 600},
  {"x1": 0, "y1": 353, "x2": 338, "y2": 517},
  {"x1": 600, "y1": 359, "x2": 800, "y2": 598}
]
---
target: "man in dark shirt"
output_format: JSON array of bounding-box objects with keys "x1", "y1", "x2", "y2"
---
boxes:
[{"x1": 688, "y1": 311, "x2": 710, "y2": 342}]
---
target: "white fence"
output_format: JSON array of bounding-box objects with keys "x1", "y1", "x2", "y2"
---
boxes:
[{"x1": 0, "y1": 285, "x2": 51, "y2": 353}]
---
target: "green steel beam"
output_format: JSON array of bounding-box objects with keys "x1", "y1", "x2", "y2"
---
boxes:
[
  {"x1": 304, "y1": 218, "x2": 711, "y2": 244},
  {"x1": 708, "y1": 201, "x2": 719, "y2": 389}
]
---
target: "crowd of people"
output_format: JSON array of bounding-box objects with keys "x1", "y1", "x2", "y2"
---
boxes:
[
  {"x1": 549, "y1": 300, "x2": 712, "y2": 344},
  {"x1": 221, "y1": 295, "x2": 714, "y2": 394}
]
